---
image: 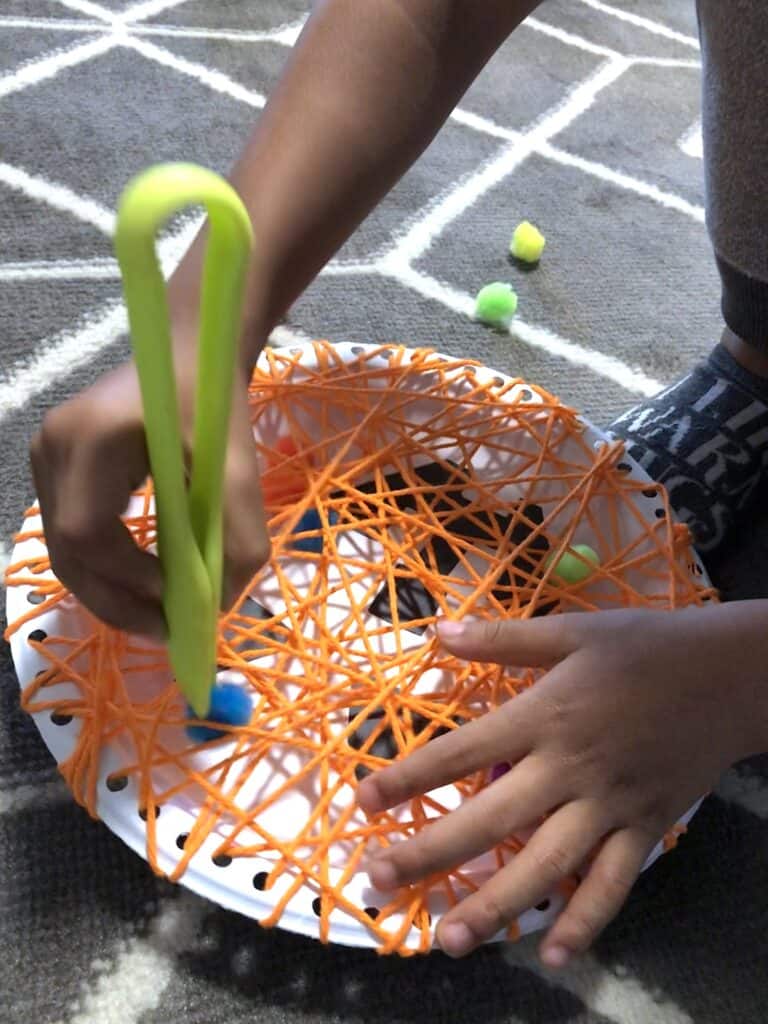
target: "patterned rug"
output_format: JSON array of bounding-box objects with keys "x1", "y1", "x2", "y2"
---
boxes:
[{"x1": 2, "y1": 2, "x2": 767, "y2": 1022}]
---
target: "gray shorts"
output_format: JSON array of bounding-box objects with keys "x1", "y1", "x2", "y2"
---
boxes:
[{"x1": 699, "y1": 0, "x2": 768, "y2": 338}]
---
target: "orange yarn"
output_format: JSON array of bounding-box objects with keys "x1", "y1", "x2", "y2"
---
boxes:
[{"x1": 5, "y1": 342, "x2": 714, "y2": 955}]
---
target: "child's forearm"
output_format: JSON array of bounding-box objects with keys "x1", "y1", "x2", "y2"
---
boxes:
[{"x1": 167, "y1": 0, "x2": 540, "y2": 370}]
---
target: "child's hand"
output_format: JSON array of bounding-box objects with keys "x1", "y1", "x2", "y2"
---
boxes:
[
  {"x1": 357, "y1": 603, "x2": 768, "y2": 965},
  {"x1": 30, "y1": 357, "x2": 268, "y2": 639}
]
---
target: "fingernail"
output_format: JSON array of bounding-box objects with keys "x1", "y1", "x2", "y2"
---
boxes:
[
  {"x1": 436, "y1": 620, "x2": 468, "y2": 639},
  {"x1": 369, "y1": 858, "x2": 398, "y2": 891},
  {"x1": 541, "y1": 944, "x2": 571, "y2": 969},
  {"x1": 437, "y1": 922, "x2": 475, "y2": 958}
]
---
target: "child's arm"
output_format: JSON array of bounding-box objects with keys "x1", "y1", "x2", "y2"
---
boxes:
[
  {"x1": 168, "y1": 0, "x2": 540, "y2": 370},
  {"x1": 31, "y1": 0, "x2": 540, "y2": 637}
]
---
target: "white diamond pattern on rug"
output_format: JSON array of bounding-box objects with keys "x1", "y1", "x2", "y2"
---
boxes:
[
  {"x1": 556, "y1": 61, "x2": 704, "y2": 204},
  {"x1": 1, "y1": 2, "x2": 767, "y2": 1024},
  {"x1": 143, "y1": 0, "x2": 308, "y2": 33},
  {"x1": 541, "y1": 0, "x2": 698, "y2": 60}
]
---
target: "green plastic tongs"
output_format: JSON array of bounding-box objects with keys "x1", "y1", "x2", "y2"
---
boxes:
[{"x1": 114, "y1": 163, "x2": 253, "y2": 718}]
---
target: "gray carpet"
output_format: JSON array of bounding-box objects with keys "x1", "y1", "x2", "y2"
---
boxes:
[{"x1": 2, "y1": 2, "x2": 767, "y2": 1022}]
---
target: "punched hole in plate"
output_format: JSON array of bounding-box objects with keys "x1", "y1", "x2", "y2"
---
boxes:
[{"x1": 253, "y1": 871, "x2": 269, "y2": 891}]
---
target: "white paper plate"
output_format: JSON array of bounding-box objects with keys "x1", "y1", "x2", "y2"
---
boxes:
[{"x1": 6, "y1": 342, "x2": 712, "y2": 953}]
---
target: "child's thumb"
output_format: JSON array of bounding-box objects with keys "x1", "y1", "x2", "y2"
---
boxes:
[{"x1": 436, "y1": 615, "x2": 579, "y2": 668}]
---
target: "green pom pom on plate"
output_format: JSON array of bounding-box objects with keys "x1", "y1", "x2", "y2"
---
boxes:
[
  {"x1": 547, "y1": 543, "x2": 600, "y2": 583},
  {"x1": 474, "y1": 282, "x2": 518, "y2": 327},
  {"x1": 510, "y1": 221, "x2": 546, "y2": 263}
]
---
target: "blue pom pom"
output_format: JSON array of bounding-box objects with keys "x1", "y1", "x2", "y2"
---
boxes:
[
  {"x1": 288, "y1": 507, "x2": 338, "y2": 554},
  {"x1": 186, "y1": 682, "x2": 252, "y2": 743}
]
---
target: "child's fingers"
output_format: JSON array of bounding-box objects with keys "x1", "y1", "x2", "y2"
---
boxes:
[
  {"x1": 68, "y1": 527, "x2": 165, "y2": 638},
  {"x1": 539, "y1": 826, "x2": 655, "y2": 968},
  {"x1": 66, "y1": 564, "x2": 166, "y2": 640},
  {"x1": 367, "y1": 756, "x2": 557, "y2": 891},
  {"x1": 356, "y1": 693, "x2": 538, "y2": 816},
  {"x1": 434, "y1": 800, "x2": 608, "y2": 958},
  {"x1": 32, "y1": 406, "x2": 166, "y2": 633},
  {"x1": 436, "y1": 615, "x2": 581, "y2": 668},
  {"x1": 58, "y1": 517, "x2": 164, "y2": 603},
  {"x1": 42, "y1": 506, "x2": 166, "y2": 638}
]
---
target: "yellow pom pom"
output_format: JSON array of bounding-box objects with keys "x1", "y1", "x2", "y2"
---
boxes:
[{"x1": 510, "y1": 221, "x2": 546, "y2": 263}]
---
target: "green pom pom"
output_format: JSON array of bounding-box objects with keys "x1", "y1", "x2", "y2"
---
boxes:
[
  {"x1": 474, "y1": 282, "x2": 518, "y2": 327},
  {"x1": 510, "y1": 221, "x2": 546, "y2": 263},
  {"x1": 547, "y1": 544, "x2": 600, "y2": 584}
]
